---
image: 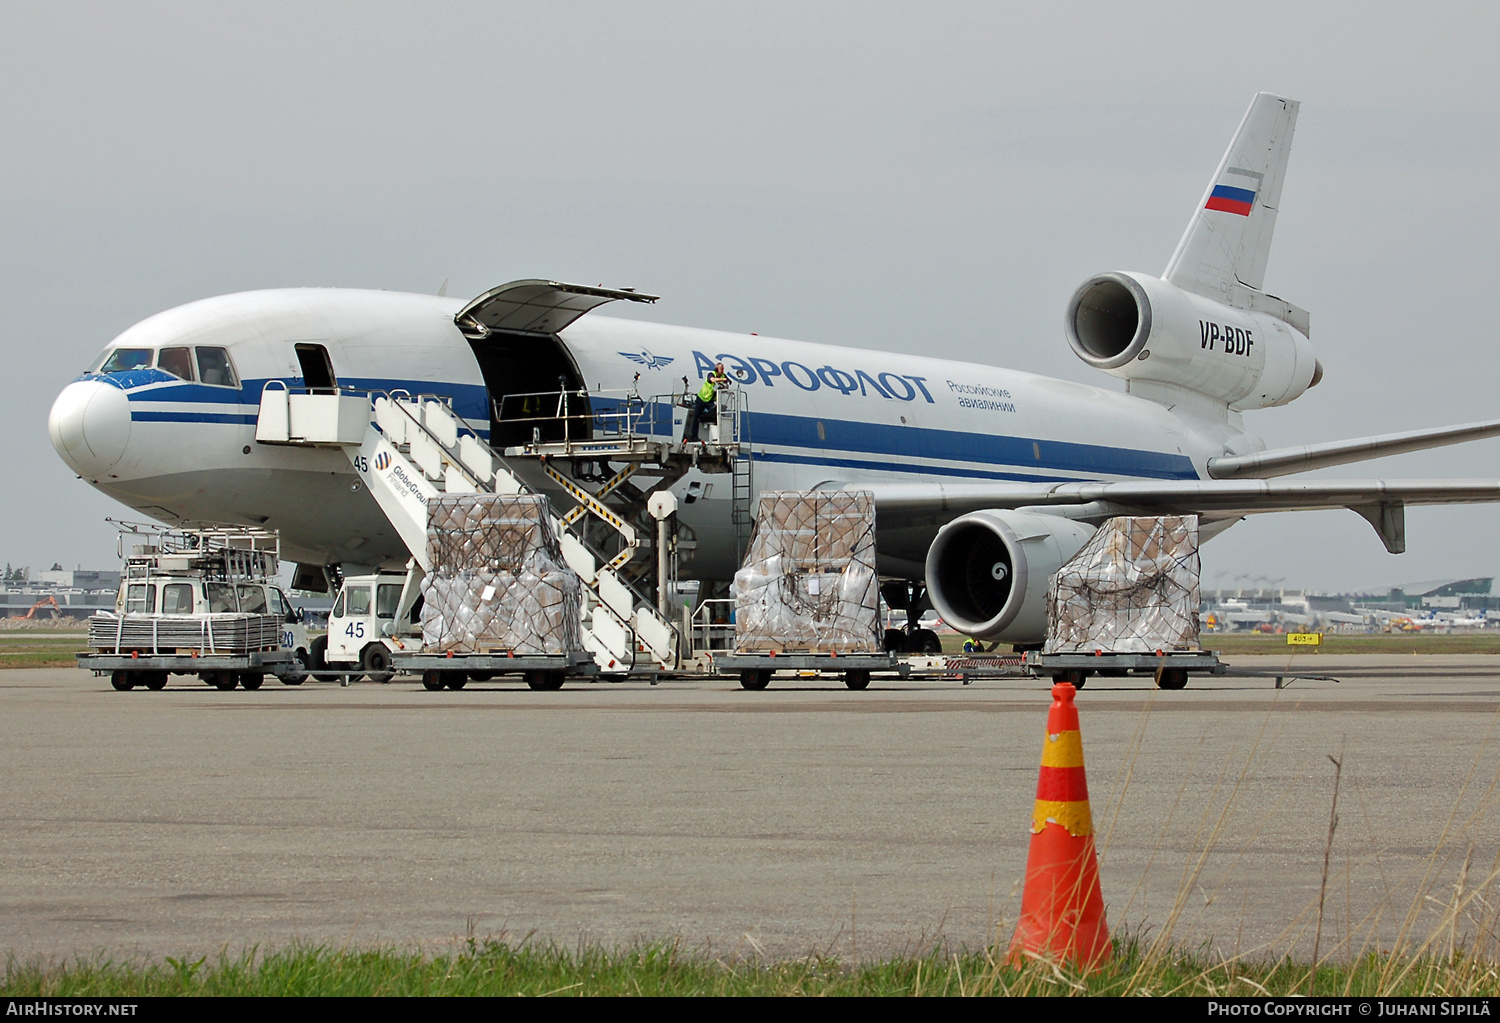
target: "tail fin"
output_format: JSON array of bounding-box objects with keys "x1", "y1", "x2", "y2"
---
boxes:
[{"x1": 1163, "y1": 92, "x2": 1299, "y2": 300}]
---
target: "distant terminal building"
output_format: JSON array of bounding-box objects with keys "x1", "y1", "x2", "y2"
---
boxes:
[
  {"x1": 1345, "y1": 578, "x2": 1497, "y2": 613},
  {"x1": 0, "y1": 568, "x2": 121, "y2": 620},
  {"x1": 1203, "y1": 577, "x2": 1499, "y2": 633}
]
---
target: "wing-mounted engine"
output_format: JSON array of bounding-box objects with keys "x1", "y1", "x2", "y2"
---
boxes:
[
  {"x1": 1065, "y1": 271, "x2": 1320, "y2": 411},
  {"x1": 924, "y1": 510, "x2": 1095, "y2": 644}
]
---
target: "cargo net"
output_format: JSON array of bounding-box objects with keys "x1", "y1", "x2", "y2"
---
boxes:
[
  {"x1": 1044, "y1": 515, "x2": 1201, "y2": 654},
  {"x1": 420, "y1": 494, "x2": 584, "y2": 655},
  {"x1": 733, "y1": 490, "x2": 881, "y2": 653}
]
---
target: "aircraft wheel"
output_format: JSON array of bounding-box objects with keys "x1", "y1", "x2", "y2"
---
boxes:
[
  {"x1": 843, "y1": 669, "x2": 871, "y2": 690},
  {"x1": 360, "y1": 644, "x2": 393, "y2": 684},
  {"x1": 310, "y1": 635, "x2": 339, "y2": 681},
  {"x1": 739, "y1": 670, "x2": 771, "y2": 691},
  {"x1": 143, "y1": 672, "x2": 168, "y2": 691},
  {"x1": 239, "y1": 673, "x2": 264, "y2": 691},
  {"x1": 883, "y1": 629, "x2": 907, "y2": 653},
  {"x1": 443, "y1": 674, "x2": 468, "y2": 690},
  {"x1": 910, "y1": 628, "x2": 943, "y2": 654},
  {"x1": 212, "y1": 671, "x2": 238, "y2": 691},
  {"x1": 110, "y1": 670, "x2": 136, "y2": 691},
  {"x1": 1155, "y1": 667, "x2": 1189, "y2": 690},
  {"x1": 421, "y1": 670, "x2": 445, "y2": 691}
]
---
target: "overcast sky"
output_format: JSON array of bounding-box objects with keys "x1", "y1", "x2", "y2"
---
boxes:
[{"x1": 3, "y1": 2, "x2": 1498, "y2": 592}]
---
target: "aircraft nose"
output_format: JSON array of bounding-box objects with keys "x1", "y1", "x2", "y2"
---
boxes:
[{"x1": 48, "y1": 379, "x2": 132, "y2": 478}]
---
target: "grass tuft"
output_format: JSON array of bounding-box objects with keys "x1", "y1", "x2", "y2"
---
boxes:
[{"x1": 7, "y1": 937, "x2": 1500, "y2": 997}]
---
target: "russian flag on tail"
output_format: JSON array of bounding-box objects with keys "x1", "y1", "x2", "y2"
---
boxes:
[{"x1": 1205, "y1": 183, "x2": 1256, "y2": 216}]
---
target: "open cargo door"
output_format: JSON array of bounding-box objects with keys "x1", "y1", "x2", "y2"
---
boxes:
[{"x1": 454, "y1": 280, "x2": 658, "y2": 449}]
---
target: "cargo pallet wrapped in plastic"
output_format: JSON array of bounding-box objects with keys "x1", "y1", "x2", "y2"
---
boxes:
[
  {"x1": 420, "y1": 494, "x2": 584, "y2": 655},
  {"x1": 1044, "y1": 515, "x2": 1201, "y2": 654},
  {"x1": 733, "y1": 490, "x2": 881, "y2": 653}
]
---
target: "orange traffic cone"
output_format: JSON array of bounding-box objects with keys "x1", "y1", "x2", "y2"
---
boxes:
[{"x1": 1008, "y1": 681, "x2": 1111, "y2": 969}]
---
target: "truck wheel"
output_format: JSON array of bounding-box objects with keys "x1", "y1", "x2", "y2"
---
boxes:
[
  {"x1": 1155, "y1": 667, "x2": 1189, "y2": 690},
  {"x1": 212, "y1": 671, "x2": 238, "y2": 690},
  {"x1": 310, "y1": 635, "x2": 339, "y2": 682},
  {"x1": 843, "y1": 669, "x2": 871, "y2": 690},
  {"x1": 110, "y1": 671, "x2": 135, "y2": 691},
  {"x1": 443, "y1": 674, "x2": 467, "y2": 690},
  {"x1": 281, "y1": 651, "x2": 308, "y2": 685},
  {"x1": 143, "y1": 672, "x2": 168, "y2": 691},
  {"x1": 421, "y1": 670, "x2": 445, "y2": 692},
  {"x1": 360, "y1": 644, "x2": 393, "y2": 684},
  {"x1": 739, "y1": 670, "x2": 771, "y2": 690},
  {"x1": 239, "y1": 673, "x2": 264, "y2": 691}
]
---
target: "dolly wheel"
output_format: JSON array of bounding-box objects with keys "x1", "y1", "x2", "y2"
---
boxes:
[
  {"x1": 443, "y1": 674, "x2": 468, "y2": 691},
  {"x1": 1155, "y1": 667, "x2": 1189, "y2": 690},
  {"x1": 739, "y1": 670, "x2": 771, "y2": 691},
  {"x1": 421, "y1": 670, "x2": 445, "y2": 692},
  {"x1": 110, "y1": 671, "x2": 136, "y2": 691},
  {"x1": 843, "y1": 670, "x2": 871, "y2": 691}
]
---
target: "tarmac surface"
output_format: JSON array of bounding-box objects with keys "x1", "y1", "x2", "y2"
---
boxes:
[{"x1": 4, "y1": 655, "x2": 1500, "y2": 962}]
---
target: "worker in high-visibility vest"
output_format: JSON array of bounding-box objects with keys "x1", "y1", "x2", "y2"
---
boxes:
[{"x1": 685, "y1": 363, "x2": 731, "y2": 442}]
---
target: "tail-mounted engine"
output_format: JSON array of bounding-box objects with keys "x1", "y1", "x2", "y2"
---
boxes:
[
  {"x1": 924, "y1": 510, "x2": 1095, "y2": 644},
  {"x1": 1065, "y1": 271, "x2": 1320, "y2": 410}
]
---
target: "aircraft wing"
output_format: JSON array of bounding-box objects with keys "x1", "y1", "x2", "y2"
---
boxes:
[{"x1": 859, "y1": 478, "x2": 1500, "y2": 554}]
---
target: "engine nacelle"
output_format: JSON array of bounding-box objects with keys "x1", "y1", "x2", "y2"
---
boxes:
[
  {"x1": 924, "y1": 510, "x2": 1095, "y2": 644},
  {"x1": 1065, "y1": 271, "x2": 1319, "y2": 410}
]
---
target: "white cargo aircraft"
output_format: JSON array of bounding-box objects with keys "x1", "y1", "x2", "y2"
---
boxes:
[{"x1": 47, "y1": 94, "x2": 1500, "y2": 646}]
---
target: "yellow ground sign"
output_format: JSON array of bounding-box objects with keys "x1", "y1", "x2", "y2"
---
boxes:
[{"x1": 1287, "y1": 632, "x2": 1323, "y2": 647}]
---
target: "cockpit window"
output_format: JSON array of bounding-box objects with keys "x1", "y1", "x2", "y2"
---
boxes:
[
  {"x1": 195, "y1": 346, "x2": 239, "y2": 388},
  {"x1": 99, "y1": 349, "x2": 153, "y2": 374},
  {"x1": 157, "y1": 347, "x2": 195, "y2": 381}
]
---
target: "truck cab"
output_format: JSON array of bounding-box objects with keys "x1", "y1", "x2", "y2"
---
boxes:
[
  {"x1": 117, "y1": 576, "x2": 310, "y2": 665},
  {"x1": 318, "y1": 573, "x2": 422, "y2": 680}
]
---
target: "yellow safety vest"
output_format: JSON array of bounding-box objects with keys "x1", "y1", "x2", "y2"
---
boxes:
[{"x1": 698, "y1": 374, "x2": 727, "y2": 402}]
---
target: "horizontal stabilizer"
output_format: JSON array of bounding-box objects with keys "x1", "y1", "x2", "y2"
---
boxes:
[{"x1": 1207, "y1": 418, "x2": 1500, "y2": 479}]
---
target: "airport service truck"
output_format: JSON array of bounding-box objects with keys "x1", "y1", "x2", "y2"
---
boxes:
[
  {"x1": 78, "y1": 525, "x2": 311, "y2": 691},
  {"x1": 312, "y1": 572, "x2": 421, "y2": 682}
]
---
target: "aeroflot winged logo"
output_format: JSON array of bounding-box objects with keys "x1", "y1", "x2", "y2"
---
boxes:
[
  {"x1": 620, "y1": 349, "x2": 674, "y2": 370},
  {"x1": 1205, "y1": 183, "x2": 1256, "y2": 216}
]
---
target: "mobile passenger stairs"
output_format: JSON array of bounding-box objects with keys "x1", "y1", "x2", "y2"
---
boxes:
[{"x1": 254, "y1": 280, "x2": 753, "y2": 683}]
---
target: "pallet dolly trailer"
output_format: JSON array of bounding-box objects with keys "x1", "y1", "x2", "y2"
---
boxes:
[
  {"x1": 712, "y1": 651, "x2": 908, "y2": 691},
  {"x1": 1025, "y1": 650, "x2": 1225, "y2": 690},
  {"x1": 395, "y1": 650, "x2": 599, "y2": 691},
  {"x1": 77, "y1": 650, "x2": 304, "y2": 691}
]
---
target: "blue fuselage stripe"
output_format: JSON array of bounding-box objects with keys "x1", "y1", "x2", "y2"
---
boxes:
[
  {"x1": 108, "y1": 374, "x2": 1198, "y2": 482},
  {"x1": 745, "y1": 411, "x2": 1196, "y2": 480}
]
